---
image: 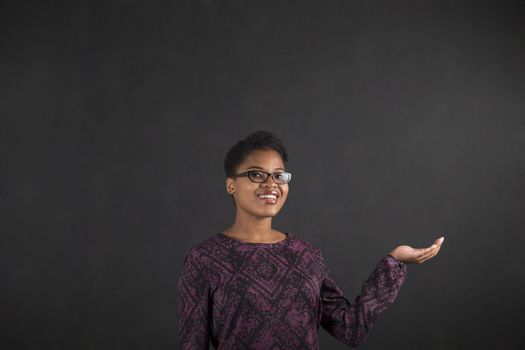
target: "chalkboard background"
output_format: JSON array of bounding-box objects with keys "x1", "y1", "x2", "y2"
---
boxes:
[{"x1": 1, "y1": 1, "x2": 524, "y2": 349}]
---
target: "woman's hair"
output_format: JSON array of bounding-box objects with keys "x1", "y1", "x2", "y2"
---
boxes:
[{"x1": 224, "y1": 130, "x2": 288, "y2": 207}]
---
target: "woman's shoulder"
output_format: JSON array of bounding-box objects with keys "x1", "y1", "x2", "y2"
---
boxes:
[
  {"x1": 287, "y1": 232, "x2": 323, "y2": 256},
  {"x1": 184, "y1": 233, "x2": 222, "y2": 254}
]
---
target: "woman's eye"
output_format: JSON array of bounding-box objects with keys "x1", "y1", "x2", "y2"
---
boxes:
[{"x1": 252, "y1": 172, "x2": 263, "y2": 178}]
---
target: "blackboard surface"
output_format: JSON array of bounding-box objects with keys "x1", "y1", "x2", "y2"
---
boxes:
[{"x1": 1, "y1": 1, "x2": 524, "y2": 349}]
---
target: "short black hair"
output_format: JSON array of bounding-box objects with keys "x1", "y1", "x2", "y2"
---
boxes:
[{"x1": 224, "y1": 130, "x2": 288, "y2": 207}]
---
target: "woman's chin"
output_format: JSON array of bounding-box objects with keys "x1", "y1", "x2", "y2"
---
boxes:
[{"x1": 251, "y1": 206, "x2": 282, "y2": 217}]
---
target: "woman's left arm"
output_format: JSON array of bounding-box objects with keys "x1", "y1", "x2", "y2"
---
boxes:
[
  {"x1": 319, "y1": 236, "x2": 445, "y2": 347},
  {"x1": 319, "y1": 253, "x2": 408, "y2": 347}
]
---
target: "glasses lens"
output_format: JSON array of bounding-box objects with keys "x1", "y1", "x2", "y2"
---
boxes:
[
  {"x1": 273, "y1": 172, "x2": 291, "y2": 184},
  {"x1": 249, "y1": 171, "x2": 267, "y2": 183}
]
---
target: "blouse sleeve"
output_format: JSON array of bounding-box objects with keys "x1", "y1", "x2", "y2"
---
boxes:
[
  {"x1": 319, "y1": 252, "x2": 408, "y2": 347},
  {"x1": 177, "y1": 250, "x2": 211, "y2": 350}
]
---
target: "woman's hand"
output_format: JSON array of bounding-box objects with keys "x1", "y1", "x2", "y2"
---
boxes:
[{"x1": 389, "y1": 236, "x2": 445, "y2": 264}]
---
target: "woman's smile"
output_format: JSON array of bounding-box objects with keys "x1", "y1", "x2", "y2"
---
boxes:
[
  {"x1": 256, "y1": 190, "x2": 280, "y2": 204},
  {"x1": 257, "y1": 194, "x2": 279, "y2": 204}
]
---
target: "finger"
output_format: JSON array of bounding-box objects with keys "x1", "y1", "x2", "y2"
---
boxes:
[
  {"x1": 433, "y1": 238, "x2": 445, "y2": 255},
  {"x1": 420, "y1": 243, "x2": 443, "y2": 263},
  {"x1": 419, "y1": 255, "x2": 434, "y2": 263},
  {"x1": 415, "y1": 244, "x2": 438, "y2": 257},
  {"x1": 418, "y1": 249, "x2": 436, "y2": 262},
  {"x1": 426, "y1": 237, "x2": 443, "y2": 249},
  {"x1": 416, "y1": 245, "x2": 439, "y2": 262},
  {"x1": 413, "y1": 249, "x2": 432, "y2": 262},
  {"x1": 420, "y1": 249, "x2": 439, "y2": 263},
  {"x1": 415, "y1": 237, "x2": 444, "y2": 263},
  {"x1": 435, "y1": 242, "x2": 443, "y2": 254}
]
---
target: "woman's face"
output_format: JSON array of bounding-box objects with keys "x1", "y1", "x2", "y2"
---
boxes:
[{"x1": 227, "y1": 149, "x2": 289, "y2": 218}]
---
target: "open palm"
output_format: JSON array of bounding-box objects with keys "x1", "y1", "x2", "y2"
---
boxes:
[{"x1": 389, "y1": 236, "x2": 445, "y2": 264}]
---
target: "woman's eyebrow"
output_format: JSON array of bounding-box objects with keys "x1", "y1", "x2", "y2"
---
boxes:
[{"x1": 246, "y1": 166, "x2": 285, "y2": 171}]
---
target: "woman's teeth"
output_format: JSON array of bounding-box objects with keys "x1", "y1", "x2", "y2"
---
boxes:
[{"x1": 258, "y1": 194, "x2": 277, "y2": 199}]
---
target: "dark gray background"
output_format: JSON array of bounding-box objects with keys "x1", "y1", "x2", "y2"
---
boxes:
[{"x1": 1, "y1": 0, "x2": 524, "y2": 349}]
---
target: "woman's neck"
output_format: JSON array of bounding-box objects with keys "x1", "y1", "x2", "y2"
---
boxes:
[{"x1": 223, "y1": 222, "x2": 284, "y2": 243}]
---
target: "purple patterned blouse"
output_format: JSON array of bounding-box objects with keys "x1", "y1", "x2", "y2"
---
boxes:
[{"x1": 177, "y1": 232, "x2": 407, "y2": 349}]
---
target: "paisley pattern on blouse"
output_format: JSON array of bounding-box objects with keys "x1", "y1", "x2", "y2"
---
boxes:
[{"x1": 177, "y1": 232, "x2": 407, "y2": 349}]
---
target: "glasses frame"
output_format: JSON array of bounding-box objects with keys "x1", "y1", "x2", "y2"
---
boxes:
[{"x1": 233, "y1": 170, "x2": 292, "y2": 184}]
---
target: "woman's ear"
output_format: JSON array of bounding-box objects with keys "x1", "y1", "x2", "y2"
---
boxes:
[{"x1": 226, "y1": 179, "x2": 235, "y2": 194}]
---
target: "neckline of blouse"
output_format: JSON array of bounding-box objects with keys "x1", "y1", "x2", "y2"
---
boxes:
[{"x1": 217, "y1": 232, "x2": 292, "y2": 247}]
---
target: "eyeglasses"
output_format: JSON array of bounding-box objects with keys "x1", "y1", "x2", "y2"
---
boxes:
[{"x1": 233, "y1": 170, "x2": 292, "y2": 184}]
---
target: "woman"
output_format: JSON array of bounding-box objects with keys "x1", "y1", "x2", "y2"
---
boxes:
[{"x1": 177, "y1": 130, "x2": 444, "y2": 349}]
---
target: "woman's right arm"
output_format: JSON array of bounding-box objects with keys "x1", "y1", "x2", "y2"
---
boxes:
[{"x1": 177, "y1": 251, "x2": 211, "y2": 350}]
